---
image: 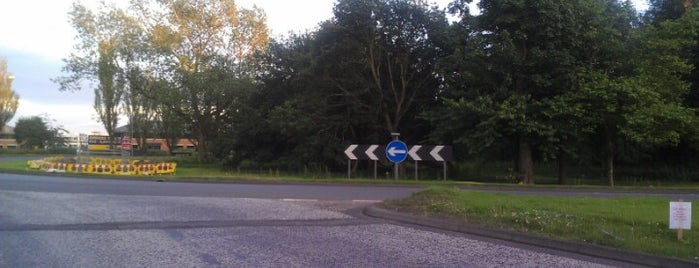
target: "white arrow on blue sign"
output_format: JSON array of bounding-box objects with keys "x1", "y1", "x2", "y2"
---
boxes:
[{"x1": 385, "y1": 140, "x2": 408, "y2": 163}]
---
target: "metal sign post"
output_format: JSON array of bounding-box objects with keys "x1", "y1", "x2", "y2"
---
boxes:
[
  {"x1": 392, "y1": 133, "x2": 399, "y2": 180},
  {"x1": 386, "y1": 133, "x2": 407, "y2": 180},
  {"x1": 408, "y1": 145, "x2": 421, "y2": 180}
]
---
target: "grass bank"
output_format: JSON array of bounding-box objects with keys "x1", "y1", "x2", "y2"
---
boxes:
[
  {"x1": 383, "y1": 187, "x2": 698, "y2": 261},
  {"x1": 3, "y1": 157, "x2": 699, "y2": 190}
]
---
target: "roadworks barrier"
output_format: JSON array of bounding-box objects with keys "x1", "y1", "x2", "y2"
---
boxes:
[{"x1": 27, "y1": 157, "x2": 177, "y2": 176}]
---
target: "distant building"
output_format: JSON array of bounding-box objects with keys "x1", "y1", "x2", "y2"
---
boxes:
[
  {"x1": 0, "y1": 125, "x2": 18, "y2": 149},
  {"x1": 98, "y1": 124, "x2": 196, "y2": 153},
  {"x1": 0, "y1": 123, "x2": 195, "y2": 154}
]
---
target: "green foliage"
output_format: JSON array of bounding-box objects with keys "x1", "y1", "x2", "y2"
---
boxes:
[
  {"x1": 94, "y1": 41, "x2": 123, "y2": 139},
  {"x1": 13, "y1": 116, "x2": 67, "y2": 150},
  {"x1": 52, "y1": 0, "x2": 699, "y2": 181},
  {"x1": 427, "y1": 0, "x2": 699, "y2": 185},
  {"x1": 57, "y1": 0, "x2": 270, "y2": 161},
  {"x1": 431, "y1": 0, "x2": 620, "y2": 184}
]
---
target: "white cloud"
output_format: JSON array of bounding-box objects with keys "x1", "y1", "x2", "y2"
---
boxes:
[
  {"x1": 10, "y1": 99, "x2": 105, "y2": 135},
  {"x1": 237, "y1": 0, "x2": 335, "y2": 37},
  {"x1": 0, "y1": 0, "x2": 76, "y2": 60}
]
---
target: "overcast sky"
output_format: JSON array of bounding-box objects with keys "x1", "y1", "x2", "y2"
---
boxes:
[{"x1": 0, "y1": 0, "x2": 648, "y2": 135}]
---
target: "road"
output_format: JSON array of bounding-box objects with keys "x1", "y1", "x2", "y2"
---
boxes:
[{"x1": 0, "y1": 173, "x2": 637, "y2": 267}]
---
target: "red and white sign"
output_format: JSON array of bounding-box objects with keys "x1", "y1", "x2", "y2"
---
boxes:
[
  {"x1": 669, "y1": 202, "x2": 692, "y2": 230},
  {"x1": 121, "y1": 136, "x2": 132, "y2": 151}
]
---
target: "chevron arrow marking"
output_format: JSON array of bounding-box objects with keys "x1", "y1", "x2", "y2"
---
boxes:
[
  {"x1": 408, "y1": 145, "x2": 422, "y2": 161},
  {"x1": 365, "y1": 145, "x2": 379, "y2": 160},
  {"x1": 430, "y1": 145, "x2": 445, "y2": 161},
  {"x1": 344, "y1": 144, "x2": 358, "y2": 160}
]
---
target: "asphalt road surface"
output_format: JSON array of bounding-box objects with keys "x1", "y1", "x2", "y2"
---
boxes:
[{"x1": 0, "y1": 174, "x2": 641, "y2": 267}]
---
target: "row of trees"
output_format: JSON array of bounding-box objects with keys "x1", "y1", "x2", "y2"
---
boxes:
[
  {"x1": 56, "y1": 0, "x2": 269, "y2": 157},
  {"x1": 58, "y1": 0, "x2": 699, "y2": 184}
]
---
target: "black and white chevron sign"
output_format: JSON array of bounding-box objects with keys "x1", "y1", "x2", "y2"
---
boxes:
[
  {"x1": 344, "y1": 144, "x2": 383, "y2": 160},
  {"x1": 345, "y1": 144, "x2": 451, "y2": 162},
  {"x1": 407, "y1": 145, "x2": 452, "y2": 162}
]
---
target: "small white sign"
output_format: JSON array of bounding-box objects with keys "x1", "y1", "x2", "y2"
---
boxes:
[{"x1": 669, "y1": 202, "x2": 692, "y2": 230}]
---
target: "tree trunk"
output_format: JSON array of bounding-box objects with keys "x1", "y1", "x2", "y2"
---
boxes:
[
  {"x1": 557, "y1": 152, "x2": 565, "y2": 185},
  {"x1": 518, "y1": 139, "x2": 534, "y2": 184},
  {"x1": 196, "y1": 127, "x2": 208, "y2": 161},
  {"x1": 607, "y1": 136, "x2": 615, "y2": 187}
]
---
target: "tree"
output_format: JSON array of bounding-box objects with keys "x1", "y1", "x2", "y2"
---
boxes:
[
  {"x1": 331, "y1": 0, "x2": 449, "y2": 136},
  {"x1": 576, "y1": 8, "x2": 698, "y2": 186},
  {"x1": 57, "y1": 0, "x2": 270, "y2": 160},
  {"x1": 154, "y1": 80, "x2": 185, "y2": 156},
  {"x1": 14, "y1": 116, "x2": 67, "y2": 150},
  {"x1": 0, "y1": 57, "x2": 19, "y2": 130},
  {"x1": 645, "y1": 0, "x2": 698, "y2": 23},
  {"x1": 134, "y1": 0, "x2": 269, "y2": 160},
  {"x1": 432, "y1": 0, "x2": 614, "y2": 184},
  {"x1": 123, "y1": 66, "x2": 157, "y2": 155},
  {"x1": 94, "y1": 41, "x2": 123, "y2": 143},
  {"x1": 644, "y1": 0, "x2": 699, "y2": 123},
  {"x1": 248, "y1": 34, "x2": 362, "y2": 169},
  {"x1": 55, "y1": 2, "x2": 138, "y2": 142},
  {"x1": 236, "y1": 0, "x2": 449, "y2": 171}
]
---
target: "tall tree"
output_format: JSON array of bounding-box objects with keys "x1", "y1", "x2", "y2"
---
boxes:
[
  {"x1": 122, "y1": 66, "x2": 157, "y2": 155},
  {"x1": 577, "y1": 7, "x2": 698, "y2": 186},
  {"x1": 94, "y1": 41, "x2": 123, "y2": 143},
  {"x1": 331, "y1": 0, "x2": 449, "y2": 137},
  {"x1": 433, "y1": 0, "x2": 611, "y2": 184},
  {"x1": 645, "y1": 0, "x2": 699, "y2": 112},
  {"x1": 153, "y1": 78, "x2": 185, "y2": 156},
  {"x1": 249, "y1": 34, "x2": 363, "y2": 169},
  {"x1": 0, "y1": 57, "x2": 19, "y2": 130},
  {"x1": 136, "y1": 0, "x2": 269, "y2": 160},
  {"x1": 55, "y1": 2, "x2": 139, "y2": 140}
]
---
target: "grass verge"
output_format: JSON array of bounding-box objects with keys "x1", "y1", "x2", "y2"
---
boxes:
[
  {"x1": 0, "y1": 159, "x2": 472, "y2": 186},
  {"x1": 383, "y1": 187, "x2": 699, "y2": 261}
]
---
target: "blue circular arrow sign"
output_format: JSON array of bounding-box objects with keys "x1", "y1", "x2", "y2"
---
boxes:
[{"x1": 385, "y1": 140, "x2": 408, "y2": 163}]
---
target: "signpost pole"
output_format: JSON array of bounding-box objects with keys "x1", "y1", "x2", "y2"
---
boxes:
[
  {"x1": 678, "y1": 199, "x2": 684, "y2": 241},
  {"x1": 391, "y1": 133, "x2": 400, "y2": 180},
  {"x1": 77, "y1": 134, "x2": 81, "y2": 160},
  {"x1": 347, "y1": 159, "x2": 351, "y2": 179},
  {"x1": 374, "y1": 160, "x2": 377, "y2": 179},
  {"x1": 443, "y1": 162, "x2": 447, "y2": 181},
  {"x1": 394, "y1": 162, "x2": 398, "y2": 180},
  {"x1": 415, "y1": 160, "x2": 418, "y2": 180}
]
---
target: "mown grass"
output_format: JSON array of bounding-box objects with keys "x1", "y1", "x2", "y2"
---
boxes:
[
  {"x1": 383, "y1": 187, "x2": 699, "y2": 261},
  {"x1": 0, "y1": 160, "x2": 31, "y2": 170},
  {"x1": 3, "y1": 157, "x2": 699, "y2": 190}
]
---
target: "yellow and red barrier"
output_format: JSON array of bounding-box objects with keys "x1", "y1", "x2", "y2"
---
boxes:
[{"x1": 27, "y1": 157, "x2": 177, "y2": 176}]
